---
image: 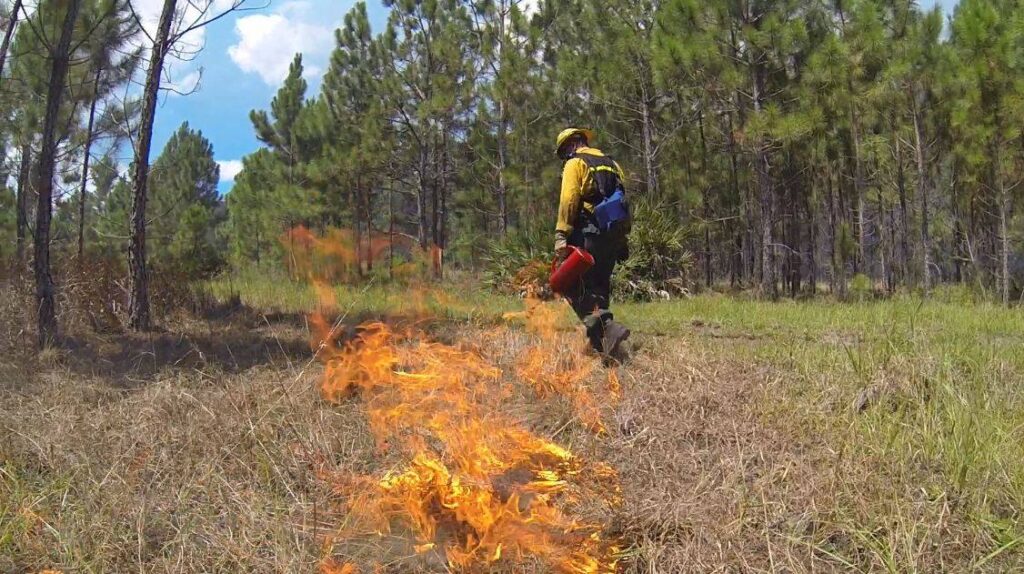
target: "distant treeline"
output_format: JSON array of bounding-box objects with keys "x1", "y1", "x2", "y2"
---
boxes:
[
  {"x1": 3, "y1": 0, "x2": 1024, "y2": 342},
  {"x1": 222, "y1": 0, "x2": 1024, "y2": 302}
]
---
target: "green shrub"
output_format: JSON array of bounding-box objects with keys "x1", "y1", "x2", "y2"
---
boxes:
[
  {"x1": 850, "y1": 273, "x2": 873, "y2": 300},
  {"x1": 482, "y1": 200, "x2": 695, "y2": 300},
  {"x1": 481, "y1": 224, "x2": 551, "y2": 293},
  {"x1": 613, "y1": 198, "x2": 695, "y2": 300}
]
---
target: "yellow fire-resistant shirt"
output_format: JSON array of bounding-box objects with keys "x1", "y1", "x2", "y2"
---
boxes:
[{"x1": 555, "y1": 146, "x2": 626, "y2": 235}]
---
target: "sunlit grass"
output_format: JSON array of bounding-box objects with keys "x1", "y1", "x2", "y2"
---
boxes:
[
  {"x1": 202, "y1": 274, "x2": 1024, "y2": 568},
  {"x1": 202, "y1": 267, "x2": 521, "y2": 323},
  {"x1": 618, "y1": 293, "x2": 1024, "y2": 569}
]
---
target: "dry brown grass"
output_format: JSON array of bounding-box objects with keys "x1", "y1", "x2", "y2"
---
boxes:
[{"x1": 3, "y1": 287, "x2": 1022, "y2": 572}]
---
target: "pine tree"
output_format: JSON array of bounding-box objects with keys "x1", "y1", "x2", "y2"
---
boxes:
[
  {"x1": 73, "y1": 0, "x2": 140, "y2": 258},
  {"x1": 950, "y1": 0, "x2": 1024, "y2": 304},
  {"x1": 34, "y1": 0, "x2": 83, "y2": 344},
  {"x1": 0, "y1": 0, "x2": 23, "y2": 78},
  {"x1": 147, "y1": 122, "x2": 222, "y2": 273}
]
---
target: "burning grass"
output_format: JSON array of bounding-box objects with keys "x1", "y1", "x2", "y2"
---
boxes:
[{"x1": 310, "y1": 290, "x2": 622, "y2": 572}]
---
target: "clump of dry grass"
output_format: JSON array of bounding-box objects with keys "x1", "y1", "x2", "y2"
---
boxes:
[{"x1": 1, "y1": 311, "x2": 358, "y2": 572}]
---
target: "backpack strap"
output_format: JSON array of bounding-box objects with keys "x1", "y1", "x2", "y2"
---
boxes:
[{"x1": 572, "y1": 152, "x2": 622, "y2": 201}]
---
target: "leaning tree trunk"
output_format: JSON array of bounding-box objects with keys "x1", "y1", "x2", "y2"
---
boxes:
[
  {"x1": 34, "y1": 0, "x2": 83, "y2": 346},
  {"x1": 78, "y1": 67, "x2": 102, "y2": 259},
  {"x1": 0, "y1": 0, "x2": 23, "y2": 78},
  {"x1": 128, "y1": 0, "x2": 176, "y2": 331}
]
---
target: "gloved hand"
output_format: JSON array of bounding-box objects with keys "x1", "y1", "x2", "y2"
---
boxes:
[{"x1": 554, "y1": 231, "x2": 570, "y2": 261}]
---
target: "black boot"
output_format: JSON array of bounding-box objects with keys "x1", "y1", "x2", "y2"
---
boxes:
[
  {"x1": 583, "y1": 315, "x2": 605, "y2": 354},
  {"x1": 601, "y1": 320, "x2": 631, "y2": 363}
]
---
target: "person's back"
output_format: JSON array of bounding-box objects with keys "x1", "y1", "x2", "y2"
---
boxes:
[{"x1": 552, "y1": 128, "x2": 631, "y2": 360}]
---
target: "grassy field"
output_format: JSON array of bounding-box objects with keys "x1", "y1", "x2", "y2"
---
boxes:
[{"x1": 2, "y1": 278, "x2": 1023, "y2": 572}]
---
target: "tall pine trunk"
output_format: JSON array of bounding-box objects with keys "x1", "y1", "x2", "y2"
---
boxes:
[
  {"x1": 994, "y1": 141, "x2": 1009, "y2": 305},
  {"x1": 850, "y1": 109, "x2": 868, "y2": 277},
  {"x1": 78, "y1": 67, "x2": 102, "y2": 259},
  {"x1": 951, "y1": 159, "x2": 964, "y2": 283},
  {"x1": 496, "y1": 96, "x2": 509, "y2": 235},
  {"x1": 698, "y1": 111, "x2": 711, "y2": 288},
  {"x1": 15, "y1": 142, "x2": 30, "y2": 265},
  {"x1": 640, "y1": 88, "x2": 657, "y2": 196},
  {"x1": 895, "y1": 130, "x2": 911, "y2": 287},
  {"x1": 128, "y1": 0, "x2": 176, "y2": 331},
  {"x1": 751, "y1": 57, "x2": 776, "y2": 298},
  {"x1": 912, "y1": 99, "x2": 931, "y2": 295},
  {"x1": 876, "y1": 186, "x2": 889, "y2": 292},
  {"x1": 416, "y1": 146, "x2": 429, "y2": 249},
  {"x1": 494, "y1": 1, "x2": 509, "y2": 235},
  {"x1": 0, "y1": 0, "x2": 22, "y2": 78},
  {"x1": 35, "y1": 0, "x2": 83, "y2": 346}
]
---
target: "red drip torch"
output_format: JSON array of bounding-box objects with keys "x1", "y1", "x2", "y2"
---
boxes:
[{"x1": 549, "y1": 246, "x2": 595, "y2": 295}]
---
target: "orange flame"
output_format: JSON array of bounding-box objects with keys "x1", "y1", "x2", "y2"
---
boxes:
[
  {"x1": 294, "y1": 227, "x2": 620, "y2": 572},
  {"x1": 312, "y1": 319, "x2": 619, "y2": 571},
  {"x1": 508, "y1": 297, "x2": 622, "y2": 433}
]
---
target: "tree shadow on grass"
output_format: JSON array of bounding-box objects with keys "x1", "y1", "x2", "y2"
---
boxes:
[
  {"x1": 5, "y1": 295, "x2": 484, "y2": 390},
  {"x1": 55, "y1": 302, "x2": 316, "y2": 387}
]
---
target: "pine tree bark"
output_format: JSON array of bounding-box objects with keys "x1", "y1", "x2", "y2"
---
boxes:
[
  {"x1": 912, "y1": 99, "x2": 931, "y2": 295},
  {"x1": 496, "y1": 96, "x2": 509, "y2": 235},
  {"x1": 876, "y1": 186, "x2": 889, "y2": 292},
  {"x1": 698, "y1": 111, "x2": 711, "y2": 288},
  {"x1": 994, "y1": 140, "x2": 1009, "y2": 305},
  {"x1": 951, "y1": 159, "x2": 964, "y2": 283},
  {"x1": 35, "y1": 0, "x2": 83, "y2": 346},
  {"x1": 640, "y1": 89, "x2": 657, "y2": 196},
  {"x1": 807, "y1": 178, "x2": 817, "y2": 294},
  {"x1": 838, "y1": 3, "x2": 869, "y2": 278},
  {"x1": 751, "y1": 57, "x2": 776, "y2": 298},
  {"x1": 494, "y1": 0, "x2": 509, "y2": 235},
  {"x1": 364, "y1": 182, "x2": 374, "y2": 271},
  {"x1": 128, "y1": 0, "x2": 176, "y2": 331},
  {"x1": 895, "y1": 131, "x2": 911, "y2": 287},
  {"x1": 15, "y1": 142, "x2": 30, "y2": 265},
  {"x1": 0, "y1": 0, "x2": 22, "y2": 78},
  {"x1": 78, "y1": 67, "x2": 103, "y2": 259},
  {"x1": 416, "y1": 147, "x2": 429, "y2": 249},
  {"x1": 851, "y1": 110, "x2": 868, "y2": 277}
]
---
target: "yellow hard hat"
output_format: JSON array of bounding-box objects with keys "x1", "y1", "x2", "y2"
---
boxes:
[{"x1": 556, "y1": 127, "x2": 595, "y2": 153}]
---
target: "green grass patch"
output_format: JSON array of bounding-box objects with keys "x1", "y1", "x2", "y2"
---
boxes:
[{"x1": 619, "y1": 294, "x2": 1024, "y2": 568}]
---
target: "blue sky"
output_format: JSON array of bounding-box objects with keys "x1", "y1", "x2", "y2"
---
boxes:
[
  {"x1": 145, "y1": 0, "x2": 388, "y2": 193},
  {"x1": 149, "y1": 0, "x2": 958, "y2": 195}
]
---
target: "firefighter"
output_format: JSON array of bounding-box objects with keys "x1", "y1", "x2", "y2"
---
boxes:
[{"x1": 554, "y1": 127, "x2": 631, "y2": 359}]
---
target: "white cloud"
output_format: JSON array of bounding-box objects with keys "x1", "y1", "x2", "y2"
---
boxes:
[
  {"x1": 227, "y1": 1, "x2": 335, "y2": 86},
  {"x1": 131, "y1": 0, "x2": 247, "y2": 94},
  {"x1": 218, "y1": 160, "x2": 244, "y2": 183}
]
